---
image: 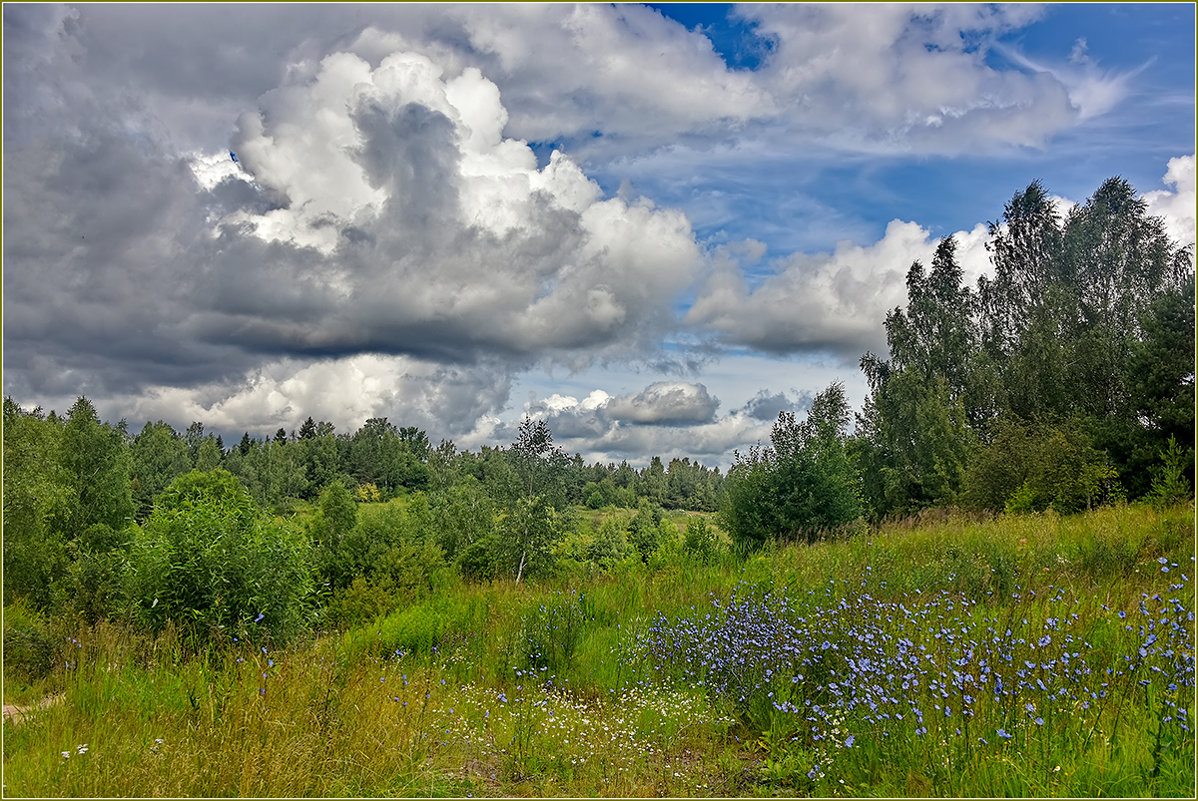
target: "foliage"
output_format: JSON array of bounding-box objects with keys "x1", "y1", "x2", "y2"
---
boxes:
[
  {"x1": 2, "y1": 504, "x2": 1192, "y2": 798},
  {"x1": 3, "y1": 398, "x2": 73, "y2": 608},
  {"x1": 497, "y1": 494, "x2": 567, "y2": 583},
  {"x1": 964, "y1": 418, "x2": 1124, "y2": 513},
  {"x1": 585, "y1": 515, "x2": 635, "y2": 572},
  {"x1": 59, "y1": 396, "x2": 135, "y2": 538},
  {"x1": 2, "y1": 600, "x2": 58, "y2": 681},
  {"x1": 1147, "y1": 435, "x2": 1193, "y2": 509},
  {"x1": 626, "y1": 498, "x2": 666, "y2": 562},
  {"x1": 430, "y1": 476, "x2": 495, "y2": 564},
  {"x1": 722, "y1": 382, "x2": 863, "y2": 550},
  {"x1": 682, "y1": 516, "x2": 721, "y2": 564},
  {"x1": 129, "y1": 421, "x2": 192, "y2": 518},
  {"x1": 308, "y1": 481, "x2": 358, "y2": 590},
  {"x1": 128, "y1": 469, "x2": 312, "y2": 642},
  {"x1": 66, "y1": 523, "x2": 133, "y2": 624}
]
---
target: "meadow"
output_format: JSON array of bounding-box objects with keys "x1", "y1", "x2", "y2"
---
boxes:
[{"x1": 3, "y1": 502, "x2": 1193, "y2": 798}]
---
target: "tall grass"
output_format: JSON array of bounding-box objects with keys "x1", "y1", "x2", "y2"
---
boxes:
[{"x1": 3, "y1": 502, "x2": 1191, "y2": 797}]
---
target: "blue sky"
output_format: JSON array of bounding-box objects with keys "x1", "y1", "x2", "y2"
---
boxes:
[{"x1": 4, "y1": 3, "x2": 1195, "y2": 467}]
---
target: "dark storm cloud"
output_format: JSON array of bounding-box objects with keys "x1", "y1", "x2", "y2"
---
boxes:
[{"x1": 739, "y1": 388, "x2": 813, "y2": 422}]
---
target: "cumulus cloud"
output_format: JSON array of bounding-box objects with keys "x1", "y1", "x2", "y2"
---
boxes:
[
  {"x1": 1144, "y1": 155, "x2": 1196, "y2": 248},
  {"x1": 514, "y1": 384, "x2": 770, "y2": 467},
  {"x1": 3, "y1": 13, "x2": 703, "y2": 440},
  {"x1": 684, "y1": 221, "x2": 992, "y2": 361},
  {"x1": 93, "y1": 354, "x2": 514, "y2": 444},
  {"x1": 211, "y1": 49, "x2": 702, "y2": 364},
  {"x1": 2, "y1": 3, "x2": 1185, "y2": 467},
  {"x1": 605, "y1": 381, "x2": 720, "y2": 425}
]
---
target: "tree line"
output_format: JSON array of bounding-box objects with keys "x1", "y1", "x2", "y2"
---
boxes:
[{"x1": 3, "y1": 399, "x2": 724, "y2": 640}]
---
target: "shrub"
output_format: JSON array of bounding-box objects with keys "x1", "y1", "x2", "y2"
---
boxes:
[
  {"x1": 682, "y1": 517, "x2": 720, "y2": 564},
  {"x1": 2, "y1": 600, "x2": 58, "y2": 681},
  {"x1": 66, "y1": 523, "x2": 133, "y2": 624},
  {"x1": 721, "y1": 383, "x2": 863, "y2": 550},
  {"x1": 627, "y1": 500, "x2": 665, "y2": 562},
  {"x1": 1147, "y1": 435, "x2": 1192, "y2": 508},
  {"x1": 967, "y1": 418, "x2": 1124, "y2": 513},
  {"x1": 586, "y1": 516, "x2": 634, "y2": 572},
  {"x1": 128, "y1": 469, "x2": 312, "y2": 643}
]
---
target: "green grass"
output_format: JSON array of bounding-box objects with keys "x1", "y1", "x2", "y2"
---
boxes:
[{"x1": 3, "y1": 502, "x2": 1192, "y2": 797}]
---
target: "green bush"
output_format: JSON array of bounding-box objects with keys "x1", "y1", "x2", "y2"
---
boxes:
[
  {"x1": 61, "y1": 522, "x2": 135, "y2": 625},
  {"x1": 3, "y1": 601, "x2": 58, "y2": 681},
  {"x1": 967, "y1": 418, "x2": 1124, "y2": 514},
  {"x1": 721, "y1": 384, "x2": 863, "y2": 550},
  {"x1": 128, "y1": 469, "x2": 313, "y2": 643},
  {"x1": 627, "y1": 500, "x2": 665, "y2": 562},
  {"x1": 1147, "y1": 435, "x2": 1192, "y2": 508},
  {"x1": 586, "y1": 516, "x2": 634, "y2": 571},
  {"x1": 682, "y1": 517, "x2": 720, "y2": 564}
]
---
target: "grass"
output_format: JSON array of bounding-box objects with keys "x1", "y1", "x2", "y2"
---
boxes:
[{"x1": 3, "y1": 502, "x2": 1193, "y2": 797}]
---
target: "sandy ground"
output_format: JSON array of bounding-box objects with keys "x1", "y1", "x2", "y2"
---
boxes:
[{"x1": 2, "y1": 695, "x2": 63, "y2": 724}]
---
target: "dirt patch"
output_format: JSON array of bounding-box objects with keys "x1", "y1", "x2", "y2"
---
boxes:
[{"x1": 2, "y1": 694, "x2": 63, "y2": 724}]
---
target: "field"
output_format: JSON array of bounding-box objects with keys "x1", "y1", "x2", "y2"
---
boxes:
[{"x1": 3, "y1": 503, "x2": 1193, "y2": 798}]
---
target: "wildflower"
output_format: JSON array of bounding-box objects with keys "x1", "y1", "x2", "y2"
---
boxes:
[{"x1": 997, "y1": 729, "x2": 1012, "y2": 739}]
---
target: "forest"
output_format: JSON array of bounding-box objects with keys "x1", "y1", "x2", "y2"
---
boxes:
[{"x1": 2, "y1": 175, "x2": 1194, "y2": 797}]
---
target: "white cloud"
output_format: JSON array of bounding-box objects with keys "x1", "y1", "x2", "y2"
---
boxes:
[
  {"x1": 686, "y1": 220, "x2": 992, "y2": 360},
  {"x1": 127, "y1": 354, "x2": 513, "y2": 440},
  {"x1": 734, "y1": 3, "x2": 1085, "y2": 153},
  {"x1": 190, "y1": 46, "x2": 704, "y2": 365},
  {"x1": 1144, "y1": 154, "x2": 1196, "y2": 248}
]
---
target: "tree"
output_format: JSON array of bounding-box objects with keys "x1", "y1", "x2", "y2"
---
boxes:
[
  {"x1": 194, "y1": 434, "x2": 223, "y2": 471},
  {"x1": 299, "y1": 430, "x2": 343, "y2": 496},
  {"x1": 3, "y1": 398, "x2": 73, "y2": 608},
  {"x1": 1123, "y1": 274, "x2": 1196, "y2": 496},
  {"x1": 130, "y1": 421, "x2": 192, "y2": 518},
  {"x1": 347, "y1": 417, "x2": 429, "y2": 493},
  {"x1": 509, "y1": 417, "x2": 569, "y2": 506},
  {"x1": 59, "y1": 396, "x2": 134, "y2": 538},
  {"x1": 309, "y1": 481, "x2": 359, "y2": 590},
  {"x1": 962, "y1": 419, "x2": 1123, "y2": 513},
  {"x1": 857, "y1": 238, "x2": 981, "y2": 518},
  {"x1": 431, "y1": 476, "x2": 495, "y2": 564},
  {"x1": 499, "y1": 494, "x2": 565, "y2": 583}
]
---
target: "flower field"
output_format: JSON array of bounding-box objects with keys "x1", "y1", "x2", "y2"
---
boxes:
[{"x1": 3, "y1": 503, "x2": 1193, "y2": 797}]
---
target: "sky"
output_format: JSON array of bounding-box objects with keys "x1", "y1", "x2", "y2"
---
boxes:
[{"x1": 3, "y1": 2, "x2": 1195, "y2": 469}]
